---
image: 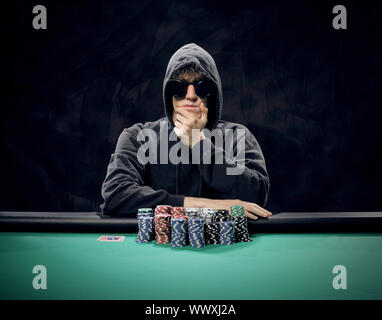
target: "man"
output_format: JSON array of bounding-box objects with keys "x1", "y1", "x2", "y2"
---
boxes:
[{"x1": 101, "y1": 43, "x2": 271, "y2": 220}]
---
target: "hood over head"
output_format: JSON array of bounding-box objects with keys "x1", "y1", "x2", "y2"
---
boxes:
[{"x1": 163, "y1": 43, "x2": 223, "y2": 130}]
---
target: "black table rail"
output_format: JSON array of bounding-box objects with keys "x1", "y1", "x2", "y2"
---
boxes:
[{"x1": 1, "y1": 211, "x2": 382, "y2": 233}]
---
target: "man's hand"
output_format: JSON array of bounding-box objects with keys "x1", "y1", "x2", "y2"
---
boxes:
[
  {"x1": 174, "y1": 104, "x2": 208, "y2": 148},
  {"x1": 184, "y1": 197, "x2": 272, "y2": 221}
]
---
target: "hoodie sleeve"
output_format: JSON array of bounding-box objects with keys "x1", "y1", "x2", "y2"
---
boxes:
[
  {"x1": 196, "y1": 126, "x2": 270, "y2": 207},
  {"x1": 100, "y1": 126, "x2": 184, "y2": 216}
]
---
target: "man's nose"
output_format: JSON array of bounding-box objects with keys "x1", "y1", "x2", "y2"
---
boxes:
[{"x1": 185, "y1": 84, "x2": 197, "y2": 101}]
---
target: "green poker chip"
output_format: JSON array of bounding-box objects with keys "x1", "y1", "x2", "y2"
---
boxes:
[
  {"x1": 230, "y1": 205, "x2": 245, "y2": 217},
  {"x1": 138, "y1": 208, "x2": 153, "y2": 213}
]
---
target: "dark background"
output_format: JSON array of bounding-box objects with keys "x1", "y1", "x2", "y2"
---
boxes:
[{"x1": 2, "y1": 0, "x2": 382, "y2": 213}]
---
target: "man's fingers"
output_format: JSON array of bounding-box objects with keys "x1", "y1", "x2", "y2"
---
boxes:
[
  {"x1": 246, "y1": 203, "x2": 272, "y2": 218},
  {"x1": 200, "y1": 107, "x2": 208, "y2": 121},
  {"x1": 246, "y1": 206, "x2": 267, "y2": 218},
  {"x1": 254, "y1": 204, "x2": 272, "y2": 216},
  {"x1": 248, "y1": 202, "x2": 272, "y2": 215},
  {"x1": 176, "y1": 108, "x2": 194, "y2": 118},
  {"x1": 174, "y1": 122, "x2": 187, "y2": 136},
  {"x1": 244, "y1": 210, "x2": 258, "y2": 221},
  {"x1": 200, "y1": 103, "x2": 208, "y2": 112},
  {"x1": 174, "y1": 127, "x2": 180, "y2": 137},
  {"x1": 174, "y1": 120, "x2": 183, "y2": 128},
  {"x1": 176, "y1": 113, "x2": 187, "y2": 123}
]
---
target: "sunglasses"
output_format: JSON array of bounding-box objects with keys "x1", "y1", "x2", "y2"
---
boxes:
[{"x1": 167, "y1": 79, "x2": 215, "y2": 99}]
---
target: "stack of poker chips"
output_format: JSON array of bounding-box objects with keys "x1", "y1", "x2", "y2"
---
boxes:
[
  {"x1": 171, "y1": 207, "x2": 186, "y2": 218},
  {"x1": 184, "y1": 208, "x2": 200, "y2": 218},
  {"x1": 170, "y1": 207, "x2": 188, "y2": 247},
  {"x1": 200, "y1": 208, "x2": 216, "y2": 219},
  {"x1": 230, "y1": 205, "x2": 245, "y2": 217},
  {"x1": 219, "y1": 221, "x2": 235, "y2": 245},
  {"x1": 137, "y1": 205, "x2": 252, "y2": 248},
  {"x1": 188, "y1": 217, "x2": 205, "y2": 248},
  {"x1": 154, "y1": 205, "x2": 172, "y2": 244},
  {"x1": 136, "y1": 208, "x2": 154, "y2": 243},
  {"x1": 230, "y1": 205, "x2": 251, "y2": 242},
  {"x1": 201, "y1": 208, "x2": 219, "y2": 245},
  {"x1": 215, "y1": 209, "x2": 231, "y2": 223},
  {"x1": 215, "y1": 209, "x2": 234, "y2": 245},
  {"x1": 171, "y1": 218, "x2": 188, "y2": 247}
]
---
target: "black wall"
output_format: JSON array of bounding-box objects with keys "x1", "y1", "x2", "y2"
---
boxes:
[{"x1": 3, "y1": 0, "x2": 382, "y2": 213}]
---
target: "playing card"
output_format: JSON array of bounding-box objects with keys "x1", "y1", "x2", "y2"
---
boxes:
[{"x1": 97, "y1": 235, "x2": 125, "y2": 242}]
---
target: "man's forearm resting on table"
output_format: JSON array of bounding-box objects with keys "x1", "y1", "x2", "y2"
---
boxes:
[
  {"x1": 184, "y1": 196, "x2": 272, "y2": 220},
  {"x1": 184, "y1": 197, "x2": 211, "y2": 208}
]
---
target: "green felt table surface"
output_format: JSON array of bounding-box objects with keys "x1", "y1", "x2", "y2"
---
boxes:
[{"x1": 0, "y1": 232, "x2": 381, "y2": 300}]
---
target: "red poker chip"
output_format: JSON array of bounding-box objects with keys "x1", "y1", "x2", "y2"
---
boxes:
[
  {"x1": 155, "y1": 205, "x2": 172, "y2": 216},
  {"x1": 171, "y1": 210, "x2": 188, "y2": 225},
  {"x1": 171, "y1": 207, "x2": 185, "y2": 217},
  {"x1": 154, "y1": 213, "x2": 171, "y2": 244}
]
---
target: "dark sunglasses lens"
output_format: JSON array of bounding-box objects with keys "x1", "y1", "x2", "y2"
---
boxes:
[
  {"x1": 169, "y1": 81, "x2": 187, "y2": 97},
  {"x1": 196, "y1": 80, "x2": 214, "y2": 98},
  {"x1": 169, "y1": 80, "x2": 215, "y2": 98}
]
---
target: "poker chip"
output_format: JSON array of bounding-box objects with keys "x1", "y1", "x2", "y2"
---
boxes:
[
  {"x1": 171, "y1": 207, "x2": 189, "y2": 246},
  {"x1": 232, "y1": 216, "x2": 251, "y2": 242},
  {"x1": 136, "y1": 205, "x2": 251, "y2": 248},
  {"x1": 201, "y1": 212, "x2": 214, "y2": 224},
  {"x1": 215, "y1": 209, "x2": 231, "y2": 223},
  {"x1": 136, "y1": 216, "x2": 154, "y2": 243},
  {"x1": 155, "y1": 205, "x2": 172, "y2": 215},
  {"x1": 219, "y1": 220, "x2": 235, "y2": 245},
  {"x1": 188, "y1": 217, "x2": 205, "y2": 248},
  {"x1": 230, "y1": 205, "x2": 245, "y2": 217},
  {"x1": 185, "y1": 208, "x2": 200, "y2": 217},
  {"x1": 205, "y1": 222, "x2": 219, "y2": 244},
  {"x1": 171, "y1": 217, "x2": 188, "y2": 247},
  {"x1": 201, "y1": 208, "x2": 216, "y2": 213},
  {"x1": 171, "y1": 207, "x2": 185, "y2": 218},
  {"x1": 137, "y1": 211, "x2": 154, "y2": 218},
  {"x1": 171, "y1": 207, "x2": 188, "y2": 223},
  {"x1": 200, "y1": 208, "x2": 215, "y2": 221},
  {"x1": 154, "y1": 213, "x2": 171, "y2": 244},
  {"x1": 200, "y1": 209, "x2": 219, "y2": 244},
  {"x1": 138, "y1": 208, "x2": 153, "y2": 214},
  {"x1": 154, "y1": 205, "x2": 172, "y2": 243}
]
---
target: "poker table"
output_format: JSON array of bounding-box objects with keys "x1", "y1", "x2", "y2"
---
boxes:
[{"x1": 0, "y1": 211, "x2": 382, "y2": 300}]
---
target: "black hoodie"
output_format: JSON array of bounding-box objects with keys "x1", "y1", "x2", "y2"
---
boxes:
[{"x1": 101, "y1": 43, "x2": 269, "y2": 216}]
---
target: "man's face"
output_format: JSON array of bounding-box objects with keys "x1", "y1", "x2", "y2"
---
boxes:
[{"x1": 171, "y1": 73, "x2": 208, "y2": 120}]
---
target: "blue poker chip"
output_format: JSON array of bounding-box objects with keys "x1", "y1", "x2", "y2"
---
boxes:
[
  {"x1": 188, "y1": 217, "x2": 205, "y2": 248},
  {"x1": 137, "y1": 212, "x2": 154, "y2": 219},
  {"x1": 219, "y1": 220, "x2": 235, "y2": 245},
  {"x1": 136, "y1": 216, "x2": 154, "y2": 243},
  {"x1": 171, "y1": 218, "x2": 188, "y2": 247}
]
